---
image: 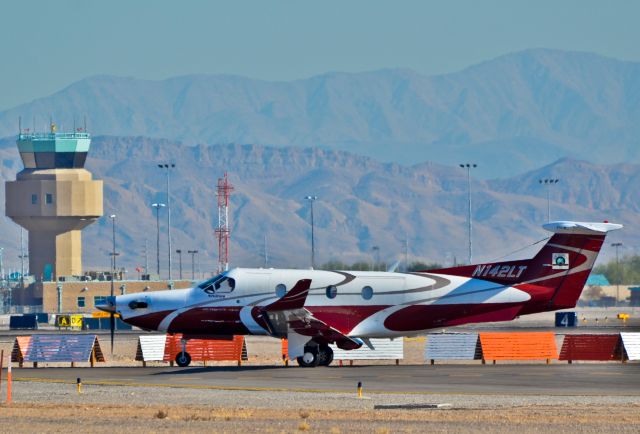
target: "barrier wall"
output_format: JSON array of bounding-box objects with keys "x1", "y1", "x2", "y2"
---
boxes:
[
  {"x1": 620, "y1": 333, "x2": 640, "y2": 361},
  {"x1": 331, "y1": 338, "x2": 403, "y2": 362},
  {"x1": 135, "y1": 335, "x2": 168, "y2": 365},
  {"x1": 164, "y1": 334, "x2": 246, "y2": 365},
  {"x1": 425, "y1": 333, "x2": 481, "y2": 363},
  {"x1": 479, "y1": 332, "x2": 557, "y2": 362},
  {"x1": 11, "y1": 336, "x2": 32, "y2": 365},
  {"x1": 559, "y1": 334, "x2": 623, "y2": 362},
  {"x1": 11, "y1": 334, "x2": 105, "y2": 367},
  {"x1": 280, "y1": 338, "x2": 403, "y2": 364}
]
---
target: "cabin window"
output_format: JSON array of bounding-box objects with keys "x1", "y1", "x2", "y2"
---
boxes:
[
  {"x1": 326, "y1": 285, "x2": 337, "y2": 299},
  {"x1": 198, "y1": 274, "x2": 225, "y2": 294},
  {"x1": 361, "y1": 286, "x2": 373, "y2": 300},
  {"x1": 214, "y1": 277, "x2": 235, "y2": 293},
  {"x1": 31, "y1": 194, "x2": 38, "y2": 204},
  {"x1": 77, "y1": 296, "x2": 86, "y2": 308},
  {"x1": 46, "y1": 193, "x2": 53, "y2": 204},
  {"x1": 275, "y1": 283, "x2": 287, "y2": 298}
]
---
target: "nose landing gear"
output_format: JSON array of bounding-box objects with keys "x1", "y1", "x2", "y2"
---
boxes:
[{"x1": 175, "y1": 351, "x2": 192, "y2": 367}]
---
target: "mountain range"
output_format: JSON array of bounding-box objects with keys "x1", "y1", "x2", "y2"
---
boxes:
[
  {"x1": 0, "y1": 136, "x2": 634, "y2": 276},
  {"x1": 1, "y1": 49, "x2": 639, "y2": 178}
]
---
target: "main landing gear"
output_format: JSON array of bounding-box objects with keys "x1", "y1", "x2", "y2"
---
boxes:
[{"x1": 296, "y1": 344, "x2": 334, "y2": 367}]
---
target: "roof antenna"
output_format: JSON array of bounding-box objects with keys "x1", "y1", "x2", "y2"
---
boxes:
[
  {"x1": 74, "y1": 117, "x2": 76, "y2": 133},
  {"x1": 84, "y1": 115, "x2": 87, "y2": 132},
  {"x1": 18, "y1": 116, "x2": 21, "y2": 135},
  {"x1": 33, "y1": 116, "x2": 36, "y2": 133}
]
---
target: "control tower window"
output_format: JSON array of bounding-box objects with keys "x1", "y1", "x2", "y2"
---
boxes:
[
  {"x1": 45, "y1": 193, "x2": 53, "y2": 204},
  {"x1": 31, "y1": 194, "x2": 38, "y2": 205}
]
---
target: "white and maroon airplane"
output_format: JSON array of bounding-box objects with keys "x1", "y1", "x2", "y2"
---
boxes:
[{"x1": 99, "y1": 221, "x2": 621, "y2": 367}]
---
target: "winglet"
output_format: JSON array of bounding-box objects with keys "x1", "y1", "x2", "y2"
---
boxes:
[{"x1": 263, "y1": 279, "x2": 311, "y2": 311}]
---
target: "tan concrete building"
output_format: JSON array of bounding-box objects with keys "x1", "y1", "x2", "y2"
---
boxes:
[
  {"x1": 12, "y1": 279, "x2": 193, "y2": 313},
  {"x1": 5, "y1": 127, "x2": 103, "y2": 280}
]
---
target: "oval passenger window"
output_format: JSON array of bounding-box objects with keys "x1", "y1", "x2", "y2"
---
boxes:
[
  {"x1": 361, "y1": 286, "x2": 373, "y2": 300},
  {"x1": 326, "y1": 285, "x2": 337, "y2": 299},
  {"x1": 275, "y1": 283, "x2": 287, "y2": 298}
]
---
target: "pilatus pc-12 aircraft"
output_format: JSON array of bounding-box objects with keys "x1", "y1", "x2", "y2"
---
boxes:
[{"x1": 99, "y1": 221, "x2": 621, "y2": 367}]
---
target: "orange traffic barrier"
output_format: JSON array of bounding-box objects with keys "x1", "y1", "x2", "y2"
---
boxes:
[
  {"x1": 479, "y1": 332, "x2": 557, "y2": 363},
  {"x1": 281, "y1": 338, "x2": 289, "y2": 364},
  {"x1": 164, "y1": 334, "x2": 245, "y2": 365}
]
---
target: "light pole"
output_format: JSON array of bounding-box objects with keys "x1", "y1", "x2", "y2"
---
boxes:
[
  {"x1": 539, "y1": 178, "x2": 560, "y2": 222},
  {"x1": 263, "y1": 234, "x2": 268, "y2": 268},
  {"x1": 459, "y1": 163, "x2": 477, "y2": 264},
  {"x1": 152, "y1": 203, "x2": 166, "y2": 276},
  {"x1": 188, "y1": 250, "x2": 199, "y2": 279},
  {"x1": 304, "y1": 195, "x2": 317, "y2": 268},
  {"x1": 19, "y1": 227, "x2": 27, "y2": 287},
  {"x1": 144, "y1": 239, "x2": 149, "y2": 275},
  {"x1": 372, "y1": 246, "x2": 380, "y2": 271},
  {"x1": 109, "y1": 214, "x2": 118, "y2": 297},
  {"x1": 612, "y1": 242, "x2": 623, "y2": 306},
  {"x1": 176, "y1": 249, "x2": 183, "y2": 279},
  {"x1": 158, "y1": 163, "x2": 175, "y2": 279}
]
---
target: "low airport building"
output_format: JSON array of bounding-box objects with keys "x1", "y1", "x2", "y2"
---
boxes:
[{"x1": 12, "y1": 279, "x2": 193, "y2": 313}]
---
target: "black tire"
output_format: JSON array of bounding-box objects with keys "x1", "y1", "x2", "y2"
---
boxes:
[
  {"x1": 318, "y1": 345, "x2": 334, "y2": 366},
  {"x1": 296, "y1": 349, "x2": 320, "y2": 367},
  {"x1": 176, "y1": 351, "x2": 192, "y2": 367}
]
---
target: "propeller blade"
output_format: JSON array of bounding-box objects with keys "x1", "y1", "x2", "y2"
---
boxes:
[{"x1": 110, "y1": 312, "x2": 115, "y2": 354}]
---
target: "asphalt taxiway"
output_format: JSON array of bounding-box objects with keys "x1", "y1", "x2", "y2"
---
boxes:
[{"x1": 12, "y1": 364, "x2": 640, "y2": 395}]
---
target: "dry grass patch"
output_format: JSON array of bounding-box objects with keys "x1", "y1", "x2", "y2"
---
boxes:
[{"x1": 1, "y1": 402, "x2": 639, "y2": 433}]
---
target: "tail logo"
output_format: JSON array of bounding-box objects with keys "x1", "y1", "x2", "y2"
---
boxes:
[{"x1": 552, "y1": 253, "x2": 569, "y2": 270}]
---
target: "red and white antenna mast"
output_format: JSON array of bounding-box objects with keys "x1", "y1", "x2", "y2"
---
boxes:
[{"x1": 215, "y1": 172, "x2": 234, "y2": 274}]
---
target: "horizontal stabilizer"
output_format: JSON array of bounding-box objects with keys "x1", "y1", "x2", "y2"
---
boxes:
[
  {"x1": 543, "y1": 221, "x2": 623, "y2": 235},
  {"x1": 262, "y1": 279, "x2": 311, "y2": 312}
]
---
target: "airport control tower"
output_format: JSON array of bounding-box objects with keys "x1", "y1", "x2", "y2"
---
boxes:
[{"x1": 5, "y1": 124, "x2": 103, "y2": 281}]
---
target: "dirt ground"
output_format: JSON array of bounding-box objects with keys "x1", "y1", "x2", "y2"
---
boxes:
[
  {"x1": 2, "y1": 334, "x2": 640, "y2": 432},
  {"x1": 1, "y1": 402, "x2": 639, "y2": 433}
]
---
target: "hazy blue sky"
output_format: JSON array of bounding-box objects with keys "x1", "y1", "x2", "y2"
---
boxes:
[{"x1": 1, "y1": 0, "x2": 639, "y2": 110}]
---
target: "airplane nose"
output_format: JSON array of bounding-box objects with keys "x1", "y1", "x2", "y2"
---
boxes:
[{"x1": 96, "y1": 295, "x2": 117, "y2": 313}]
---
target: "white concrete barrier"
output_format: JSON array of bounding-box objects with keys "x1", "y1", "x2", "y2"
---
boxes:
[
  {"x1": 331, "y1": 338, "x2": 403, "y2": 361},
  {"x1": 425, "y1": 333, "x2": 481, "y2": 363},
  {"x1": 135, "y1": 335, "x2": 167, "y2": 364},
  {"x1": 621, "y1": 332, "x2": 640, "y2": 361}
]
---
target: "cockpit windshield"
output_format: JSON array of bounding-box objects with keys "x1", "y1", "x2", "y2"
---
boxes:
[{"x1": 197, "y1": 273, "x2": 236, "y2": 294}]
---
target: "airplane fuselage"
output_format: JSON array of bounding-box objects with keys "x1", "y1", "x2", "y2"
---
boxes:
[
  {"x1": 102, "y1": 221, "x2": 622, "y2": 367},
  {"x1": 115, "y1": 267, "x2": 533, "y2": 338}
]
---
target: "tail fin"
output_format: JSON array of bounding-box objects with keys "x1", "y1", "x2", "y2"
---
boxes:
[
  {"x1": 520, "y1": 221, "x2": 622, "y2": 310},
  {"x1": 426, "y1": 221, "x2": 622, "y2": 312}
]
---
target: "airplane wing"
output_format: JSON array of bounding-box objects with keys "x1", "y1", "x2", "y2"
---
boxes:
[
  {"x1": 278, "y1": 308, "x2": 363, "y2": 350},
  {"x1": 260, "y1": 279, "x2": 362, "y2": 352}
]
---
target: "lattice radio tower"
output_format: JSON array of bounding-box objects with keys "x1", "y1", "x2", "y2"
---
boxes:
[{"x1": 215, "y1": 172, "x2": 234, "y2": 274}]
